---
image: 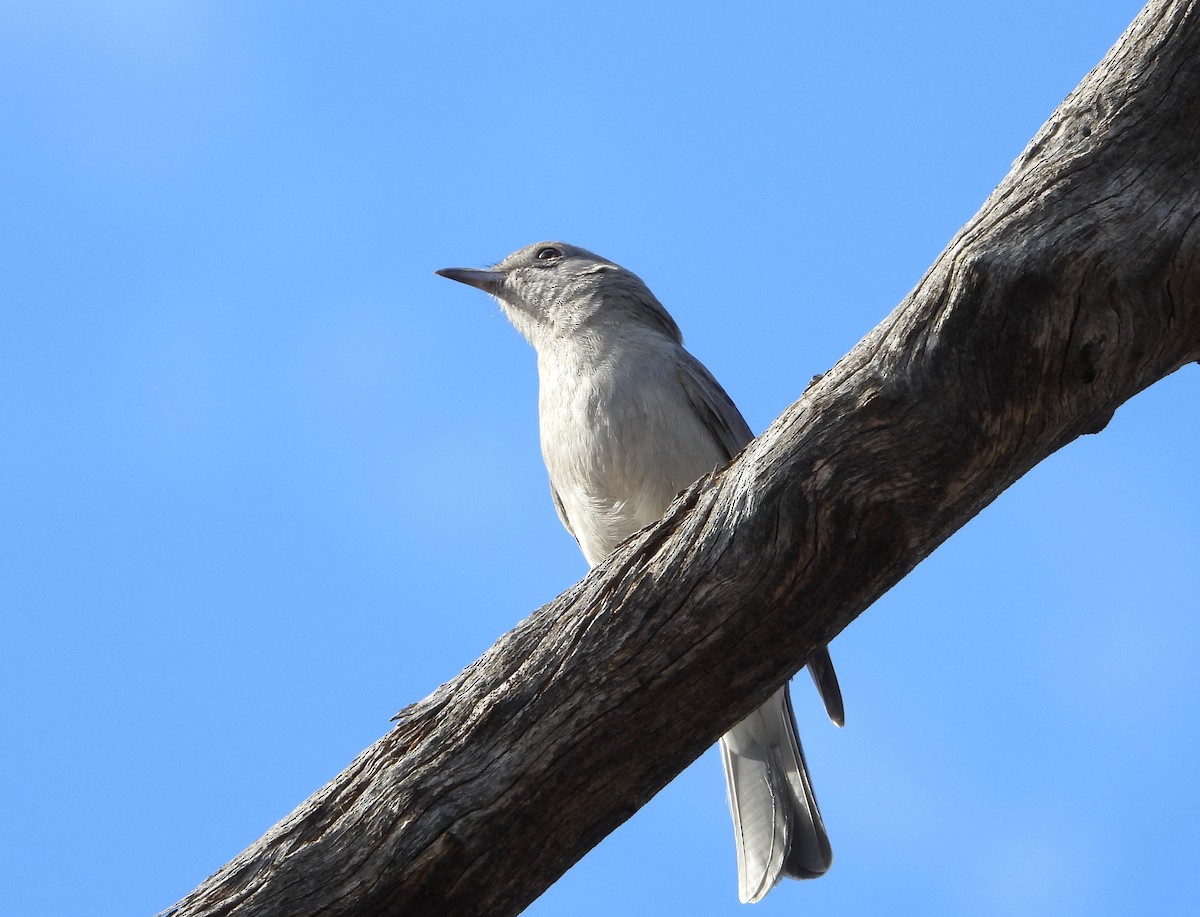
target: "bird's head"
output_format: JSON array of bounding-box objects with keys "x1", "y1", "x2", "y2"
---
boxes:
[{"x1": 437, "y1": 242, "x2": 681, "y2": 348}]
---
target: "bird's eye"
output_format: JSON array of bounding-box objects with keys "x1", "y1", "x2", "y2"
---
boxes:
[{"x1": 535, "y1": 246, "x2": 562, "y2": 261}]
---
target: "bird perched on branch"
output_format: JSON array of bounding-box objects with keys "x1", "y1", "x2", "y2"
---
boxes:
[{"x1": 437, "y1": 241, "x2": 843, "y2": 903}]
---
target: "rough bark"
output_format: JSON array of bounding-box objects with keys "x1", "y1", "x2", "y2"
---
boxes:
[{"x1": 165, "y1": 2, "x2": 1200, "y2": 915}]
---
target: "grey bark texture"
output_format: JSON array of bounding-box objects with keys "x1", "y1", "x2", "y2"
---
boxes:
[{"x1": 165, "y1": 1, "x2": 1200, "y2": 915}]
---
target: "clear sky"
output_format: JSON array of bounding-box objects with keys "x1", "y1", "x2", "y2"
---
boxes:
[{"x1": 3, "y1": 2, "x2": 1196, "y2": 915}]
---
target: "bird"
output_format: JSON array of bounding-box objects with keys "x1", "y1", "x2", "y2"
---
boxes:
[{"x1": 436, "y1": 241, "x2": 842, "y2": 903}]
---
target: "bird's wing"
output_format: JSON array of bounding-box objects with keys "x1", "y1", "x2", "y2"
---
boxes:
[
  {"x1": 675, "y1": 349, "x2": 755, "y2": 460},
  {"x1": 679, "y1": 348, "x2": 847, "y2": 729},
  {"x1": 549, "y1": 483, "x2": 579, "y2": 545},
  {"x1": 805, "y1": 645, "x2": 845, "y2": 728}
]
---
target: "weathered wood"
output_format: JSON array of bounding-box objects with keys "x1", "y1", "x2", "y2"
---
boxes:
[{"x1": 165, "y1": 2, "x2": 1200, "y2": 915}]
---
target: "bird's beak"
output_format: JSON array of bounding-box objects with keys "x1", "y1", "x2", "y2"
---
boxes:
[{"x1": 435, "y1": 267, "x2": 505, "y2": 295}]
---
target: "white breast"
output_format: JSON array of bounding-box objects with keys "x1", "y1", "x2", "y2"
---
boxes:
[{"x1": 536, "y1": 332, "x2": 726, "y2": 566}]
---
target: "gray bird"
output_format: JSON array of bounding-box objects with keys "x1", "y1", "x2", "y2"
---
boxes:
[{"x1": 437, "y1": 241, "x2": 843, "y2": 904}]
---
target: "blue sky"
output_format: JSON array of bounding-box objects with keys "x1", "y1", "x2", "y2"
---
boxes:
[{"x1": 2, "y1": 2, "x2": 1196, "y2": 915}]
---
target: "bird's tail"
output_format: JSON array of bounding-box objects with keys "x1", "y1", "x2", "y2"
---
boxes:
[{"x1": 719, "y1": 684, "x2": 832, "y2": 904}]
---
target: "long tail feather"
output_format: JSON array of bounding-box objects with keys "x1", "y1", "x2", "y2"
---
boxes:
[{"x1": 719, "y1": 685, "x2": 832, "y2": 903}]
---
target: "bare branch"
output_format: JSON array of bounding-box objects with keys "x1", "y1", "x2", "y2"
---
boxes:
[{"x1": 166, "y1": 2, "x2": 1200, "y2": 914}]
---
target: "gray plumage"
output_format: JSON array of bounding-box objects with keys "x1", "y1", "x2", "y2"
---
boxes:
[{"x1": 437, "y1": 241, "x2": 841, "y2": 904}]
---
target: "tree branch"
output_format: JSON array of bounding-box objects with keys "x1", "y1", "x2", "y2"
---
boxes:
[{"x1": 165, "y1": 1, "x2": 1200, "y2": 914}]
